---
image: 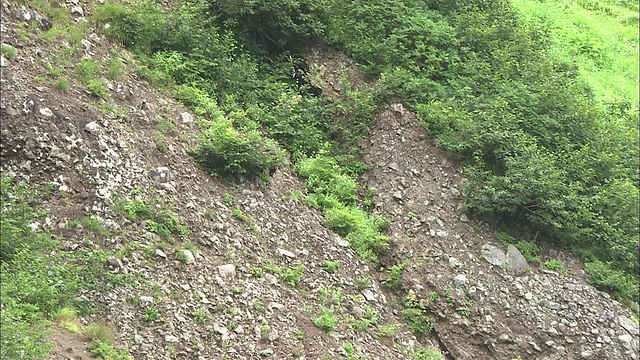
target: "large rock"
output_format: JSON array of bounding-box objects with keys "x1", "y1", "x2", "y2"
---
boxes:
[
  {"x1": 506, "y1": 244, "x2": 528, "y2": 275},
  {"x1": 482, "y1": 244, "x2": 506, "y2": 267}
]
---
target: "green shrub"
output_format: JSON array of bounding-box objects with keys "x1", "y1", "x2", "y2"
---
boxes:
[
  {"x1": 0, "y1": 43, "x2": 17, "y2": 59},
  {"x1": 192, "y1": 118, "x2": 284, "y2": 178},
  {"x1": 87, "y1": 79, "x2": 108, "y2": 99},
  {"x1": 401, "y1": 307, "x2": 433, "y2": 341},
  {"x1": 323, "y1": 260, "x2": 340, "y2": 274},
  {"x1": 413, "y1": 348, "x2": 445, "y2": 360},
  {"x1": 543, "y1": 259, "x2": 566, "y2": 273},
  {"x1": 313, "y1": 308, "x2": 338, "y2": 332},
  {"x1": 402, "y1": 293, "x2": 433, "y2": 340},
  {"x1": 383, "y1": 263, "x2": 405, "y2": 290},
  {"x1": 585, "y1": 261, "x2": 638, "y2": 302},
  {"x1": 210, "y1": 0, "x2": 330, "y2": 50},
  {"x1": 514, "y1": 241, "x2": 540, "y2": 263},
  {"x1": 280, "y1": 264, "x2": 306, "y2": 287}
]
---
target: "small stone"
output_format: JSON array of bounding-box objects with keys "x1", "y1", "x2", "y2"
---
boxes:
[
  {"x1": 544, "y1": 301, "x2": 561, "y2": 310},
  {"x1": 214, "y1": 323, "x2": 230, "y2": 340},
  {"x1": 449, "y1": 257, "x2": 462, "y2": 268},
  {"x1": 268, "y1": 302, "x2": 284, "y2": 311},
  {"x1": 580, "y1": 350, "x2": 593, "y2": 359},
  {"x1": 154, "y1": 167, "x2": 170, "y2": 183},
  {"x1": 361, "y1": 289, "x2": 377, "y2": 302},
  {"x1": 524, "y1": 292, "x2": 533, "y2": 301},
  {"x1": 16, "y1": 6, "x2": 31, "y2": 21},
  {"x1": 267, "y1": 329, "x2": 279, "y2": 342},
  {"x1": 453, "y1": 274, "x2": 468, "y2": 287},
  {"x1": 506, "y1": 244, "x2": 528, "y2": 275},
  {"x1": 530, "y1": 341, "x2": 542, "y2": 352},
  {"x1": 481, "y1": 244, "x2": 506, "y2": 267},
  {"x1": 139, "y1": 296, "x2": 153, "y2": 305},
  {"x1": 460, "y1": 214, "x2": 469, "y2": 222},
  {"x1": 277, "y1": 248, "x2": 295, "y2": 258},
  {"x1": 392, "y1": 191, "x2": 403, "y2": 201},
  {"x1": 81, "y1": 39, "x2": 91, "y2": 51},
  {"x1": 165, "y1": 335, "x2": 179, "y2": 343},
  {"x1": 23, "y1": 99, "x2": 35, "y2": 114},
  {"x1": 155, "y1": 249, "x2": 167, "y2": 259},
  {"x1": 547, "y1": 327, "x2": 559, "y2": 336},
  {"x1": 618, "y1": 334, "x2": 633, "y2": 349},
  {"x1": 388, "y1": 162, "x2": 400, "y2": 171},
  {"x1": 84, "y1": 121, "x2": 100, "y2": 134},
  {"x1": 217, "y1": 264, "x2": 236, "y2": 278},
  {"x1": 618, "y1": 315, "x2": 639, "y2": 335},
  {"x1": 498, "y1": 334, "x2": 510, "y2": 343},
  {"x1": 264, "y1": 274, "x2": 277, "y2": 285},
  {"x1": 39, "y1": 107, "x2": 53, "y2": 117},
  {"x1": 179, "y1": 249, "x2": 195, "y2": 263},
  {"x1": 106, "y1": 256, "x2": 122, "y2": 269},
  {"x1": 178, "y1": 112, "x2": 194, "y2": 123},
  {"x1": 435, "y1": 230, "x2": 448, "y2": 238},
  {"x1": 335, "y1": 238, "x2": 350, "y2": 247},
  {"x1": 70, "y1": 6, "x2": 84, "y2": 16}
]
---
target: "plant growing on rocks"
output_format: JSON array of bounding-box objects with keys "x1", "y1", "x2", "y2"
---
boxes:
[
  {"x1": 383, "y1": 263, "x2": 406, "y2": 290},
  {"x1": 313, "y1": 308, "x2": 339, "y2": 332},
  {"x1": 323, "y1": 259, "x2": 340, "y2": 274}
]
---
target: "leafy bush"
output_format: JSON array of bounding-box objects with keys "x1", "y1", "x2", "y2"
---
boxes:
[
  {"x1": 313, "y1": 308, "x2": 338, "y2": 332},
  {"x1": 402, "y1": 293, "x2": 433, "y2": 340},
  {"x1": 383, "y1": 263, "x2": 406, "y2": 290},
  {"x1": 192, "y1": 118, "x2": 285, "y2": 178},
  {"x1": 514, "y1": 241, "x2": 541, "y2": 263},
  {"x1": 209, "y1": 0, "x2": 331, "y2": 50},
  {"x1": 585, "y1": 261, "x2": 639, "y2": 301},
  {"x1": 543, "y1": 259, "x2": 566, "y2": 273}
]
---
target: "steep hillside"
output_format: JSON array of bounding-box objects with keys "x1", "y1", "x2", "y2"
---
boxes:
[{"x1": 1, "y1": 1, "x2": 638, "y2": 360}]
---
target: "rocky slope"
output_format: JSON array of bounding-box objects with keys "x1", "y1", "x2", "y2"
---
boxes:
[{"x1": 1, "y1": 2, "x2": 638, "y2": 360}]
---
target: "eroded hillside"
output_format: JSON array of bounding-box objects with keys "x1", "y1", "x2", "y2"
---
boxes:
[{"x1": 0, "y1": 1, "x2": 638, "y2": 360}]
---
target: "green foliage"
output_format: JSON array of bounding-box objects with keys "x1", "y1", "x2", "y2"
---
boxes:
[
  {"x1": 76, "y1": 59, "x2": 101, "y2": 82},
  {"x1": 326, "y1": 0, "x2": 638, "y2": 302},
  {"x1": 193, "y1": 308, "x2": 209, "y2": 324},
  {"x1": 585, "y1": 261, "x2": 639, "y2": 301},
  {"x1": 117, "y1": 197, "x2": 188, "y2": 241},
  {"x1": 1, "y1": 43, "x2": 17, "y2": 58},
  {"x1": 378, "y1": 323, "x2": 402, "y2": 337},
  {"x1": 401, "y1": 293, "x2": 433, "y2": 340},
  {"x1": 413, "y1": 348, "x2": 445, "y2": 360},
  {"x1": 106, "y1": 58, "x2": 125, "y2": 80},
  {"x1": 297, "y1": 155, "x2": 390, "y2": 263},
  {"x1": 514, "y1": 241, "x2": 541, "y2": 263},
  {"x1": 323, "y1": 260, "x2": 340, "y2": 274},
  {"x1": 383, "y1": 263, "x2": 405, "y2": 290},
  {"x1": 280, "y1": 264, "x2": 306, "y2": 287},
  {"x1": 250, "y1": 267, "x2": 265, "y2": 278},
  {"x1": 313, "y1": 308, "x2": 338, "y2": 332},
  {"x1": 543, "y1": 259, "x2": 567, "y2": 274},
  {"x1": 192, "y1": 117, "x2": 284, "y2": 178},
  {"x1": 1, "y1": 176, "x2": 127, "y2": 359},
  {"x1": 318, "y1": 287, "x2": 344, "y2": 306},
  {"x1": 89, "y1": 339, "x2": 132, "y2": 360},
  {"x1": 209, "y1": 0, "x2": 330, "y2": 50},
  {"x1": 141, "y1": 307, "x2": 161, "y2": 322}
]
